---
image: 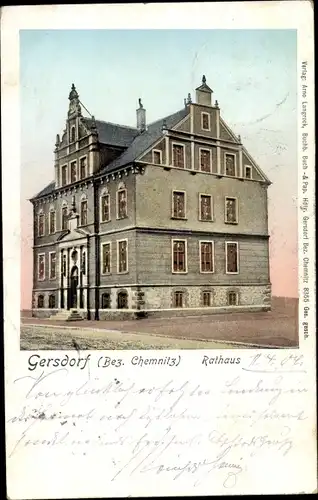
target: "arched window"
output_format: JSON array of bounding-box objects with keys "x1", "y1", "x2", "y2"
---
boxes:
[
  {"x1": 61, "y1": 203, "x2": 68, "y2": 231},
  {"x1": 48, "y1": 294, "x2": 56, "y2": 308},
  {"x1": 117, "y1": 183, "x2": 127, "y2": 219},
  {"x1": 37, "y1": 210, "x2": 45, "y2": 237},
  {"x1": 117, "y1": 290, "x2": 128, "y2": 309},
  {"x1": 101, "y1": 293, "x2": 111, "y2": 309},
  {"x1": 37, "y1": 295, "x2": 44, "y2": 308},
  {"x1": 70, "y1": 126, "x2": 76, "y2": 143},
  {"x1": 228, "y1": 291, "x2": 238, "y2": 306}
]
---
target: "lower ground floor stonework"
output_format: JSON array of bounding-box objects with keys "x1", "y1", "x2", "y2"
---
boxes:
[{"x1": 32, "y1": 284, "x2": 271, "y2": 319}]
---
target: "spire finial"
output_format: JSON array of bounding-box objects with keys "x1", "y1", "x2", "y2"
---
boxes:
[
  {"x1": 184, "y1": 98, "x2": 187, "y2": 107},
  {"x1": 202, "y1": 75, "x2": 206, "y2": 84},
  {"x1": 187, "y1": 93, "x2": 192, "y2": 104},
  {"x1": 138, "y1": 98, "x2": 143, "y2": 109}
]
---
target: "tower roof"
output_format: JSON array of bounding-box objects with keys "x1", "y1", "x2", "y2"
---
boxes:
[{"x1": 195, "y1": 74, "x2": 213, "y2": 93}]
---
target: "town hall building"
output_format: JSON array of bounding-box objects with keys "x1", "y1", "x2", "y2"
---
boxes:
[{"x1": 30, "y1": 76, "x2": 272, "y2": 320}]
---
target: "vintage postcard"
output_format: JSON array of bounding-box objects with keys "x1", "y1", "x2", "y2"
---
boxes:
[{"x1": 2, "y1": 2, "x2": 316, "y2": 498}]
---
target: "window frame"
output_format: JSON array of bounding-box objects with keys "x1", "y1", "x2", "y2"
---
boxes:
[
  {"x1": 224, "y1": 152, "x2": 237, "y2": 177},
  {"x1": 37, "y1": 294, "x2": 45, "y2": 309},
  {"x1": 202, "y1": 290, "x2": 212, "y2": 307},
  {"x1": 228, "y1": 290, "x2": 239, "y2": 306},
  {"x1": 37, "y1": 211, "x2": 45, "y2": 237},
  {"x1": 245, "y1": 165, "x2": 252, "y2": 179},
  {"x1": 152, "y1": 149, "x2": 163, "y2": 165},
  {"x1": 48, "y1": 294, "x2": 56, "y2": 309},
  {"x1": 173, "y1": 291, "x2": 184, "y2": 308},
  {"x1": 225, "y1": 196, "x2": 239, "y2": 224},
  {"x1": 172, "y1": 190, "x2": 187, "y2": 219},
  {"x1": 101, "y1": 292, "x2": 111, "y2": 309},
  {"x1": 61, "y1": 163, "x2": 68, "y2": 186},
  {"x1": 70, "y1": 125, "x2": 76, "y2": 143},
  {"x1": 79, "y1": 155, "x2": 88, "y2": 180},
  {"x1": 116, "y1": 188, "x2": 128, "y2": 220},
  {"x1": 171, "y1": 142, "x2": 186, "y2": 169},
  {"x1": 61, "y1": 205, "x2": 68, "y2": 231},
  {"x1": 37, "y1": 253, "x2": 45, "y2": 281},
  {"x1": 171, "y1": 239, "x2": 188, "y2": 274},
  {"x1": 201, "y1": 112, "x2": 211, "y2": 131},
  {"x1": 80, "y1": 198, "x2": 88, "y2": 226},
  {"x1": 70, "y1": 160, "x2": 78, "y2": 184},
  {"x1": 225, "y1": 241, "x2": 239, "y2": 275},
  {"x1": 199, "y1": 193, "x2": 214, "y2": 222},
  {"x1": 117, "y1": 290, "x2": 128, "y2": 309},
  {"x1": 49, "y1": 251, "x2": 56, "y2": 280},
  {"x1": 101, "y1": 242, "x2": 112, "y2": 275},
  {"x1": 100, "y1": 193, "x2": 111, "y2": 223},
  {"x1": 49, "y1": 209, "x2": 56, "y2": 234},
  {"x1": 199, "y1": 147, "x2": 212, "y2": 173},
  {"x1": 199, "y1": 240, "x2": 215, "y2": 274},
  {"x1": 117, "y1": 239, "x2": 129, "y2": 274}
]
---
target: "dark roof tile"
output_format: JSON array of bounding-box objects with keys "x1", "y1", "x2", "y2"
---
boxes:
[
  {"x1": 32, "y1": 181, "x2": 55, "y2": 200},
  {"x1": 102, "y1": 107, "x2": 189, "y2": 173},
  {"x1": 84, "y1": 118, "x2": 139, "y2": 148}
]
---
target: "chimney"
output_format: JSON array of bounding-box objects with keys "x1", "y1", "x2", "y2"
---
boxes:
[{"x1": 136, "y1": 98, "x2": 146, "y2": 132}]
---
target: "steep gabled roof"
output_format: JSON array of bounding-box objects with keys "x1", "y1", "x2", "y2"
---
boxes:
[
  {"x1": 101, "y1": 107, "x2": 189, "y2": 173},
  {"x1": 83, "y1": 118, "x2": 139, "y2": 148}
]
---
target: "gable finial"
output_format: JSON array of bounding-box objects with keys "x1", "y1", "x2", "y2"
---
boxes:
[
  {"x1": 69, "y1": 83, "x2": 79, "y2": 101},
  {"x1": 162, "y1": 119, "x2": 168, "y2": 132},
  {"x1": 187, "y1": 93, "x2": 192, "y2": 104},
  {"x1": 238, "y1": 134, "x2": 241, "y2": 143},
  {"x1": 138, "y1": 98, "x2": 143, "y2": 109},
  {"x1": 202, "y1": 75, "x2": 206, "y2": 85},
  {"x1": 215, "y1": 99, "x2": 219, "y2": 108}
]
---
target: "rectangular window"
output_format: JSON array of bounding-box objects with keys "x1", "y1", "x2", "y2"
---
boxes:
[
  {"x1": 172, "y1": 191, "x2": 186, "y2": 219},
  {"x1": 225, "y1": 197, "x2": 238, "y2": 224},
  {"x1": 38, "y1": 213, "x2": 45, "y2": 237},
  {"x1": 200, "y1": 194, "x2": 213, "y2": 221},
  {"x1": 61, "y1": 165, "x2": 67, "y2": 186},
  {"x1": 117, "y1": 189, "x2": 127, "y2": 219},
  {"x1": 101, "y1": 243, "x2": 111, "y2": 274},
  {"x1": 49, "y1": 211, "x2": 56, "y2": 234},
  {"x1": 200, "y1": 149, "x2": 211, "y2": 172},
  {"x1": 62, "y1": 207, "x2": 68, "y2": 231},
  {"x1": 101, "y1": 293, "x2": 111, "y2": 309},
  {"x1": 101, "y1": 194, "x2": 110, "y2": 222},
  {"x1": 153, "y1": 150, "x2": 162, "y2": 164},
  {"x1": 228, "y1": 291, "x2": 238, "y2": 306},
  {"x1": 172, "y1": 240, "x2": 187, "y2": 273},
  {"x1": 225, "y1": 154, "x2": 236, "y2": 176},
  {"x1": 80, "y1": 157, "x2": 87, "y2": 179},
  {"x1": 226, "y1": 242, "x2": 239, "y2": 274},
  {"x1": 203, "y1": 291, "x2": 212, "y2": 306},
  {"x1": 118, "y1": 240, "x2": 128, "y2": 273},
  {"x1": 200, "y1": 241, "x2": 214, "y2": 273},
  {"x1": 49, "y1": 252, "x2": 56, "y2": 280},
  {"x1": 174, "y1": 291, "x2": 184, "y2": 308},
  {"x1": 38, "y1": 254, "x2": 45, "y2": 281},
  {"x1": 80, "y1": 200, "x2": 88, "y2": 225},
  {"x1": 201, "y1": 112, "x2": 210, "y2": 131},
  {"x1": 245, "y1": 165, "x2": 252, "y2": 179},
  {"x1": 70, "y1": 161, "x2": 77, "y2": 183},
  {"x1": 172, "y1": 144, "x2": 185, "y2": 168}
]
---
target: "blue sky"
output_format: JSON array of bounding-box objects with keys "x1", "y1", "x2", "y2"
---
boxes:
[{"x1": 20, "y1": 29, "x2": 298, "y2": 302}]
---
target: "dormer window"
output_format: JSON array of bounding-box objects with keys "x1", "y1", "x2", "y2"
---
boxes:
[
  {"x1": 245, "y1": 165, "x2": 252, "y2": 179},
  {"x1": 201, "y1": 112, "x2": 210, "y2": 131},
  {"x1": 70, "y1": 125, "x2": 76, "y2": 143},
  {"x1": 152, "y1": 150, "x2": 162, "y2": 165}
]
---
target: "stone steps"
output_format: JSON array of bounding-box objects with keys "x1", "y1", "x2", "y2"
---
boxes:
[{"x1": 49, "y1": 309, "x2": 84, "y2": 321}]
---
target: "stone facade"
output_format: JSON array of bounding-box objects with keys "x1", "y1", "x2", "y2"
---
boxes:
[{"x1": 31, "y1": 77, "x2": 272, "y2": 320}]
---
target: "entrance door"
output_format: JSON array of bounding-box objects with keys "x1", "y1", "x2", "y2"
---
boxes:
[{"x1": 70, "y1": 266, "x2": 78, "y2": 308}]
